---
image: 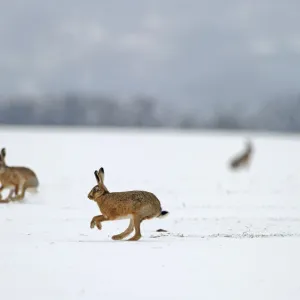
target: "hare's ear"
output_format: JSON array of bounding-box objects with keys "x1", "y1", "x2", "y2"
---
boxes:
[
  {"x1": 98, "y1": 167, "x2": 104, "y2": 183},
  {"x1": 97, "y1": 167, "x2": 109, "y2": 193},
  {"x1": 94, "y1": 170, "x2": 100, "y2": 183},
  {"x1": 1, "y1": 148, "x2": 6, "y2": 158}
]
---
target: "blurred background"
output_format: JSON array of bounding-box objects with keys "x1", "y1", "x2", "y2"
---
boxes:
[{"x1": 1, "y1": 0, "x2": 300, "y2": 132}]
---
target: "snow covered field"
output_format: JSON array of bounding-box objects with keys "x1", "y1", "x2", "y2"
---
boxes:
[{"x1": 0, "y1": 127, "x2": 300, "y2": 300}]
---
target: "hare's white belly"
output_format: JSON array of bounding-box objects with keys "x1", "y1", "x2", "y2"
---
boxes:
[{"x1": 115, "y1": 214, "x2": 133, "y2": 220}]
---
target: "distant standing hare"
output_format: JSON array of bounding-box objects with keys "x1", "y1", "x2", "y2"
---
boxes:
[{"x1": 88, "y1": 167, "x2": 169, "y2": 241}]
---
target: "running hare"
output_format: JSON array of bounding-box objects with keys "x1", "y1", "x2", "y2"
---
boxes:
[
  {"x1": 0, "y1": 148, "x2": 39, "y2": 202},
  {"x1": 88, "y1": 167, "x2": 169, "y2": 241},
  {"x1": 229, "y1": 140, "x2": 254, "y2": 170}
]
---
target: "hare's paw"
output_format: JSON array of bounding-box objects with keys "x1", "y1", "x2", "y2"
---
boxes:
[
  {"x1": 112, "y1": 234, "x2": 124, "y2": 240},
  {"x1": 90, "y1": 217, "x2": 102, "y2": 230},
  {"x1": 90, "y1": 218, "x2": 97, "y2": 229},
  {"x1": 90, "y1": 219, "x2": 95, "y2": 229},
  {"x1": 95, "y1": 222, "x2": 102, "y2": 230}
]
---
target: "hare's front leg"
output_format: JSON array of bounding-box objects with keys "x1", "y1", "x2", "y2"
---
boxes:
[
  {"x1": 0, "y1": 188, "x2": 13, "y2": 203},
  {"x1": 0, "y1": 187, "x2": 16, "y2": 202},
  {"x1": 90, "y1": 215, "x2": 108, "y2": 230},
  {"x1": 0, "y1": 191, "x2": 9, "y2": 203}
]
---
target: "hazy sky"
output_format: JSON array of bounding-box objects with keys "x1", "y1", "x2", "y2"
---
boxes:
[{"x1": 1, "y1": 0, "x2": 300, "y2": 109}]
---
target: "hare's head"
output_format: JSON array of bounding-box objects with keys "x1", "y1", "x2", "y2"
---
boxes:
[{"x1": 88, "y1": 167, "x2": 109, "y2": 200}]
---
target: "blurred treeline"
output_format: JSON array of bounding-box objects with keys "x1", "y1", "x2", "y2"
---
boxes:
[{"x1": 0, "y1": 93, "x2": 300, "y2": 132}]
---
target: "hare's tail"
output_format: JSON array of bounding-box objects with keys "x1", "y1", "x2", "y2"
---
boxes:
[
  {"x1": 26, "y1": 187, "x2": 39, "y2": 194},
  {"x1": 157, "y1": 210, "x2": 169, "y2": 218}
]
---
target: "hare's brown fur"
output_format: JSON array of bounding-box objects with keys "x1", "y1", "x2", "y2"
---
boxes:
[
  {"x1": 0, "y1": 148, "x2": 39, "y2": 202},
  {"x1": 229, "y1": 140, "x2": 253, "y2": 170},
  {"x1": 88, "y1": 167, "x2": 169, "y2": 241},
  {"x1": 11, "y1": 166, "x2": 39, "y2": 189}
]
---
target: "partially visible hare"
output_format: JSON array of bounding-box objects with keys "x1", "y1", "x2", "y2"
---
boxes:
[
  {"x1": 0, "y1": 153, "x2": 23, "y2": 202},
  {"x1": 229, "y1": 140, "x2": 253, "y2": 170},
  {"x1": 88, "y1": 167, "x2": 169, "y2": 241},
  {"x1": 0, "y1": 148, "x2": 39, "y2": 202}
]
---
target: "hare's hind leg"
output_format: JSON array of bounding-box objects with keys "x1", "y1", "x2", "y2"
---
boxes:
[
  {"x1": 90, "y1": 215, "x2": 108, "y2": 230},
  {"x1": 10, "y1": 185, "x2": 25, "y2": 201},
  {"x1": 112, "y1": 217, "x2": 134, "y2": 240},
  {"x1": 128, "y1": 216, "x2": 142, "y2": 241}
]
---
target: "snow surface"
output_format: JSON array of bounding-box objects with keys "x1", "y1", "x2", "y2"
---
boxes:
[{"x1": 0, "y1": 127, "x2": 300, "y2": 300}]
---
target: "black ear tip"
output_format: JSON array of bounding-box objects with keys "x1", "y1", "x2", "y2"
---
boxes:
[
  {"x1": 94, "y1": 170, "x2": 100, "y2": 181},
  {"x1": 100, "y1": 167, "x2": 104, "y2": 173}
]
